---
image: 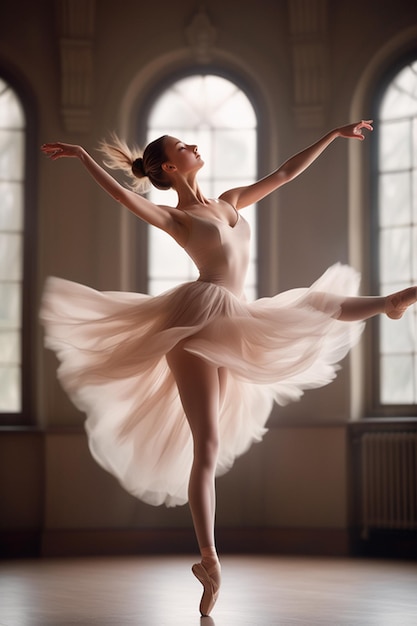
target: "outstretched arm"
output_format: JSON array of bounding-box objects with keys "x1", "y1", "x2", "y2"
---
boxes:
[
  {"x1": 41, "y1": 142, "x2": 187, "y2": 238},
  {"x1": 220, "y1": 120, "x2": 373, "y2": 210}
]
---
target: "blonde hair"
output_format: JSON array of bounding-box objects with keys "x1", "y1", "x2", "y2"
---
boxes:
[{"x1": 98, "y1": 133, "x2": 170, "y2": 194}]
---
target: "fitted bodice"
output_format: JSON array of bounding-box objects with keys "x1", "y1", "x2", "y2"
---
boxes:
[{"x1": 183, "y1": 211, "x2": 250, "y2": 297}]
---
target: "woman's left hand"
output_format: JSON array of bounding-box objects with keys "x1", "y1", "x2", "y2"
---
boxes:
[
  {"x1": 41, "y1": 142, "x2": 83, "y2": 160},
  {"x1": 338, "y1": 120, "x2": 373, "y2": 141}
]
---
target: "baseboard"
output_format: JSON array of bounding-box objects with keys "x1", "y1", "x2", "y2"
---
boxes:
[
  {"x1": 41, "y1": 527, "x2": 197, "y2": 557},
  {"x1": 0, "y1": 530, "x2": 42, "y2": 559},
  {"x1": 217, "y1": 527, "x2": 350, "y2": 556},
  {"x1": 350, "y1": 528, "x2": 417, "y2": 560},
  {"x1": 1, "y1": 527, "x2": 351, "y2": 559}
]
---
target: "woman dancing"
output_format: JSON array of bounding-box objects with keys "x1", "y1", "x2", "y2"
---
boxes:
[{"x1": 40, "y1": 120, "x2": 416, "y2": 616}]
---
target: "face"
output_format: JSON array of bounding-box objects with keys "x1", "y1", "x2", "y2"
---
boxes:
[{"x1": 162, "y1": 136, "x2": 204, "y2": 174}]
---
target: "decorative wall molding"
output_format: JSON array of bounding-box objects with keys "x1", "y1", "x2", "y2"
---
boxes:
[
  {"x1": 288, "y1": 0, "x2": 328, "y2": 128},
  {"x1": 185, "y1": 4, "x2": 217, "y2": 64},
  {"x1": 56, "y1": 0, "x2": 96, "y2": 133}
]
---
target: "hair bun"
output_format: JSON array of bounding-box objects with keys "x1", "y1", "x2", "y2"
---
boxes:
[{"x1": 132, "y1": 157, "x2": 147, "y2": 178}]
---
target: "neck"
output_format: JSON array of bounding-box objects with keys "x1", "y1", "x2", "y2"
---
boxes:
[{"x1": 174, "y1": 174, "x2": 209, "y2": 208}]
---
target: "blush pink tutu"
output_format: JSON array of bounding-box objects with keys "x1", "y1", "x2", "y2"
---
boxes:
[{"x1": 40, "y1": 261, "x2": 364, "y2": 507}]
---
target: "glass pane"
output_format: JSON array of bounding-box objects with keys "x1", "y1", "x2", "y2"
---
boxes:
[
  {"x1": 0, "y1": 331, "x2": 20, "y2": 363},
  {"x1": 174, "y1": 75, "x2": 244, "y2": 124},
  {"x1": 0, "y1": 80, "x2": 24, "y2": 128},
  {"x1": 211, "y1": 90, "x2": 256, "y2": 128},
  {"x1": 0, "y1": 233, "x2": 22, "y2": 281},
  {"x1": 0, "y1": 365, "x2": 21, "y2": 411},
  {"x1": 149, "y1": 187, "x2": 177, "y2": 207},
  {"x1": 414, "y1": 116, "x2": 417, "y2": 166},
  {"x1": 379, "y1": 172, "x2": 410, "y2": 227},
  {"x1": 380, "y1": 355, "x2": 414, "y2": 404},
  {"x1": 0, "y1": 130, "x2": 24, "y2": 180},
  {"x1": 0, "y1": 282, "x2": 21, "y2": 327},
  {"x1": 379, "y1": 227, "x2": 411, "y2": 284},
  {"x1": 413, "y1": 225, "x2": 417, "y2": 281},
  {"x1": 414, "y1": 169, "x2": 417, "y2": 224},
  {"x1": 213, "y1": 129, "x2": 256, "y2": 178},
  {"x1": 149, "y1": 229, "x2": 193, "y2": 278},
  {"x1": 380, "y1": 313, "x2": 415, "y2": 354},
  {"x1": 380, "y1": 61, "x2": 417, "y2": 120},
  {"x1": 201, "y1": 76, "x2": 236, "y2": 113},
  {"x1": 174, "y1": 76, "x2": 211, "y2": 120},
  {"x1": 149, "y1": 75, "x2": 247, "y2": 129},
  {"x1": 379, "y1": 119, "x2": 411, "y2": 171},
  {"x1": 0, "y1": 182, "x2": 23, "y2": 230},
  {"x1": 149, "y1": 91, "x2": 201, "y2": 128}
]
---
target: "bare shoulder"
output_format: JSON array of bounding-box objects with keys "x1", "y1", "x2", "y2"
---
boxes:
[
  {"x1": 218, "y1": 188, "x2": 251, "y2": 212},
  {"x1": 218, "y1": 189, "x2": 239, "y2": 209}
]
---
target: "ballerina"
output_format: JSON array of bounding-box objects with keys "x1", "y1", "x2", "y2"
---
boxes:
[{"x1": 40, "y1": 120, "x2": 416, "y2": 616}]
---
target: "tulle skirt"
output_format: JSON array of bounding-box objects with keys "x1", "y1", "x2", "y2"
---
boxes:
[{"x1": 40, "y1": 263, "x2": 364, "y2": 507}]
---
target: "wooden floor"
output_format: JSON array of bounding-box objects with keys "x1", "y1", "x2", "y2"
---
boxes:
[{"x1": 0, "y1": 555, "x2": 417, "y2": 625}]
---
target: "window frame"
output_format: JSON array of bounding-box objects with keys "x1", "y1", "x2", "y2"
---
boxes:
[
  {"x1": 368, "y1": 51, "x2": 417, "y2": 417},
  {"x1": 0, "y1": 68, "x2": 38, "y2": 426}
]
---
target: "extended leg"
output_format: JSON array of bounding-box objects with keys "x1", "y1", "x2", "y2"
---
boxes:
[
  {"x1": 338, "y1": 286, "x2": 417, "y2": 321},
  {"x1": 308, "y1": 286, "x2": 417, "y2": 322},
  {"x1": 338, "y1": 295, "x2": 386, "y2": 321}
]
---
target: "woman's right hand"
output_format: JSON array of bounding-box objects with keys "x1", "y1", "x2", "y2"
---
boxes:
[
  {"x1": 337, "y1": 120, "x2": 373, "y2": 141},
  {"x1": 41, "y1": 142, "x2": 84, "y2": 160}
]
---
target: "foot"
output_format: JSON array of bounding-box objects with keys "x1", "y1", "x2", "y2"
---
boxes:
[
  {"x1": 385, "y1": 286, "x2": 417, "y2": 320},
  {"x1": 192, "y1": 560, "x2": 221, "y2": 616}
]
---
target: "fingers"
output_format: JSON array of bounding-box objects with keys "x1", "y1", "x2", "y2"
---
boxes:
[
  {"x1": 359, "y1": 119, "x2": 373, "y2": 131},
  {"x1": 41, "y1": 143, "x2": 60, "y2": 152},
  {"x1": 41, "y1": 143, "x2": 66, "y2": 159},
  {"x1": 352, "y1": 119, "x2": 373, "y2": 140}
]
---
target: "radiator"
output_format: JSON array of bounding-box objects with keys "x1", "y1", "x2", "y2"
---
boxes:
[{"x1": 361, "y1": 432, "x2": 417, "y2": 539}]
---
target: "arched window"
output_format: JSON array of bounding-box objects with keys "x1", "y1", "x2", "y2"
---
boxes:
[
  {"x1": 372, "y1": 57, "x2": 417, "y2": 412},
  {"x1": 0, "y1": 74, "x2": 35, "y2": 424},
  {"x1": 145, "y1": 74, "x2": 258, "y2": 299},
  {"x1": 0, "y1": 78, "x2": 25, "y2": 415}
]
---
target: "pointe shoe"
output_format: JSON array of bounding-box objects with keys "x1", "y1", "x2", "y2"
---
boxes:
[
  {"x1": 385, "y1": 286, "x2": 417, "y2": 320},
  {"x1": 192, "y1": 561, "x2": 221, "y2": 616}
]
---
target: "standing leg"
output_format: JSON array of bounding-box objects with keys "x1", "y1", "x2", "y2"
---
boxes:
[{"x1": 166, "y1": 344, "x2": 222, "y2": 616}]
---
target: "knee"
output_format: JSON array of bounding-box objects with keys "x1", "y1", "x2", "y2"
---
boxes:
[{"x1": 194, "y1": 434, "x2": 219, "y2": 469}]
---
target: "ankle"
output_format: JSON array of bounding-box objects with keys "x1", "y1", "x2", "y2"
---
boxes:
[{"x1": 201, "y1": 545, "x2": 220, "y2": 570}]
